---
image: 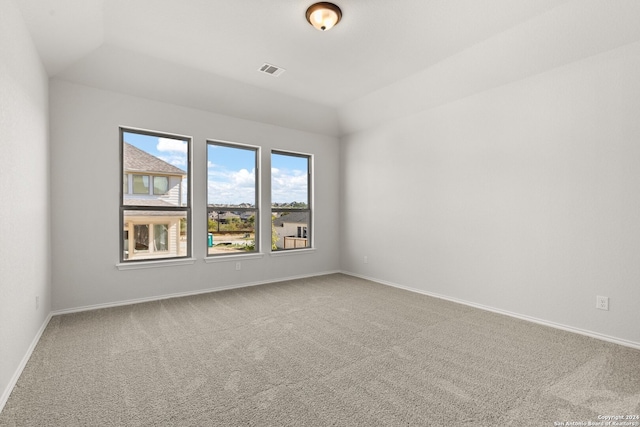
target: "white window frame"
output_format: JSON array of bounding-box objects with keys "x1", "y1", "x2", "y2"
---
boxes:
[
  {"x1": 206, "y1": 140, "x2": 260, "y2": 257},
  {"x1": 271, "y1": 150, "x2": 312, "y2": 252},
  {"x1": 119, "y1": 127, "x2": 192, "y2": 264}
]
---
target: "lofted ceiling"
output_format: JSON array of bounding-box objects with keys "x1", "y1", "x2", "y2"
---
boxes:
[{"x1": 13, "y1": 0, "x2": 640, "y2": 136}]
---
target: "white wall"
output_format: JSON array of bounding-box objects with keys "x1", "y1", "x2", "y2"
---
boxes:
[
  {"x1": 50, "y1": 79, "x2": 340, "y2": 311},
  {"x1": 0, "y1": 0, "x2": 51, "y2": 408},
  {"x1": 340, "y1": 41, "x2": 640, "y2": 346}
]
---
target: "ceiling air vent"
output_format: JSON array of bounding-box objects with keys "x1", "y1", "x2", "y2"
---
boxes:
[{"x1": 258, "y1": 63, "x2": 286, "y2": 77}]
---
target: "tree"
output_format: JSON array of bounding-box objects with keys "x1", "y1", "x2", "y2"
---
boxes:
[
  {"x1": 271, "y1": 215, "x2": 279, "y2": 250},
  {"x1": 227, "y1": 217, "x2": 240, "y2": 231}
]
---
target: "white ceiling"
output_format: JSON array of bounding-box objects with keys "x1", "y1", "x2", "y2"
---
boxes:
[{"x1": 13, "y1": 0, "x2": 640, "y2": 136}]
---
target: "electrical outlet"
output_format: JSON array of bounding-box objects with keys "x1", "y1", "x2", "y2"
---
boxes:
[
  {"x1": 235, "y1": 262, "x2": 241, "y2": 271},
  {"x1": 35, "y1": 296, "x2": 39, "y2": 310},
  {"x1": 364, "y1": 256, "x2": 368, "y2": 264},
  {"x1": 596, "y1": 296, "x2": 609, "y2": 311}
]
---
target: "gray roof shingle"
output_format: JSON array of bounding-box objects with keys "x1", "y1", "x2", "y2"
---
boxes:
[
  {"x1": 273, "y1": 212, "x2": 308, "y2": 226},
  {"x1": 124, "y1": 143, "x2": 186, "y2": 176}
]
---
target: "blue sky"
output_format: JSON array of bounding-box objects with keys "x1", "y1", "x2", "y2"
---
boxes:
[
  {"x1": 123, "y1": 131, "x2": 188, "y2": 170},
  {"x1": 208, "y1": 145, "x2": 309, "y2": 205},
  {"x1": 207, "y1": 144, "x2": 256, "y2": 205},
  {"x1": 271, "y1": 153, "x2": 308, "y2": 205},
  {"x1": 124, "y1": 132, "x2": 308, "y2": 205}
]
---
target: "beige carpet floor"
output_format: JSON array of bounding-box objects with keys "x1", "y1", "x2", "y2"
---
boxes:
[{"x1": 1, "y1": 273, "x2": 639, "y2": 426}]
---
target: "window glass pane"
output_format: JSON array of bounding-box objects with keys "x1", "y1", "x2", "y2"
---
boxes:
[
  {"x1": 207, "y1": 209, "x2": 257, "y2": 255},
  {"x1": 123, "y1": 211, "x2": 188, "y2": 261},
  {"x1": 207, "y1": 142, "x2": 258, "y2": 256},
  {"x1": 271, "y1": 153, "x2": 308, "y2": 208},
  {"x1": 207, "y1": 144, "x2": 256, "y2": 206},
  {"x1": 271, "y1": 151, "x2": 311, "y2": 252},
  {"x1": 133, "y1": 224, "x2": 149, "y2": 251},
  {"x1": 153, "y1": 224, "x2": 169, "y2": 251},
  {"x1": 272, "y1": 212, "x2": 310, "y2": 249},
  {"x1": 153, "y1": 176, "x2": 169, "y2": 195},
  {"x1": 121, "y1": 129, "x2": 190, "y2": 263},
  {"x1": 132, "y1": 175, "x2": 149, "y2": 194},
  {"x1": 123, "y1": 132, "x2": 188, "y2": 207}
]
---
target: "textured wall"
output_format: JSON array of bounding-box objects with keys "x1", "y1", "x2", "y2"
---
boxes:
[
  {"x1": 0, "y1": 0, "x2": 51, "y2": 409},
  {"x1": 49, "y1": 80, "x2": 340, "y2": 311},
  {"x1": 340, "y1": 41, "x2": 640, "y2": 346}
]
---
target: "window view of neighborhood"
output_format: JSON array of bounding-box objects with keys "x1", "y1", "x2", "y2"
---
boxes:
[
  {"x1": 271, "y1": 152, "x2": 311, "y2": 250},
  {"x1": 207, "y1": 146, "x2": 312, "y2": 253},
  {"x1": 207, "y1": 142, "x2": 258, "y2": 255},
  {"x1": 121, "y1": 130, "x2": 189, "y2": 261},
  {"x1": 121, "y1": 131, "x2": 311, "y2": 261}
]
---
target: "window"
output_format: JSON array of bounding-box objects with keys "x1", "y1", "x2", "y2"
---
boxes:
[
  {"x1": 207, "y1": 141, "x2": 259, "y2": 256},
  {"x1": 271, "y1": 151, "x2": 311, "y2": 251},
  {"x1": 133, "y1": 175, "x2": 150, "y2": 194},
  {"x1": 153, "y1": 176, "x2": 169, "y2": 195},
  {"x1": 153, "y1": 224, "x2": 169, "y2": 251},
  {"x1": 120, "y1": 128, "x2": 190, "y2": 262},
  {"x1": 134, "y1": 225, "x2": 149, "y2": 251}
]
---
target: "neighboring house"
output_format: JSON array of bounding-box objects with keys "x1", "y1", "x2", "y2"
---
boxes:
[
  {"x1": 273, "y1": 212, "x2": 309, "y2": 249},
  {"x1": 123, "y1": 143, "x2": 187, "y2": 260},
  {"x1": 208, "y1": 211, "x2": 240, "y2": 224}
]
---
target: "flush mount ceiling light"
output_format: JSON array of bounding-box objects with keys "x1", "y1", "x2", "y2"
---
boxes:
[{"x1": 305, "y1": 2, "x2": 342, "y2": 31}]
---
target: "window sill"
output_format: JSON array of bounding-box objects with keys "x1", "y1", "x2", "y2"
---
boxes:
[
  {"x1": 116, "y1": 258, "x2": 196, "y2": 270},
  {"x1": 269, "y1": 248, "x2": 316, "y2": 257},
  {"x1": 204, "y1": 253, "x2": 264, "y2": 263}
]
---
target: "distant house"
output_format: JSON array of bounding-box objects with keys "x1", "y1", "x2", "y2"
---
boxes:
[
  {"x1": 208, "y1": 211, "x2": 240, "y2": 224},
  {"x1": 123, "y1": 143, "x2": 187, "y2": 260},
  {"x1": 273, "y1": 212, "x2": 309, "y2": 249}
]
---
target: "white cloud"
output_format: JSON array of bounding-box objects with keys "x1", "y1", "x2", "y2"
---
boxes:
[
  {"x1": 157, "y1": 138, "x2": 187, "y2": 153},
  {"x1": 232, "y1": 169, "x2": 255, "y2": 187},
  {"x1": 155, "y1": 138, "x2": 187, "y2": 170},
  {"x1": 159, "y1": 155, "x2": 186, "y2": 167},
  {"x1": 208, "y1": 163, "x2": 307, "y2": 205},
  {"x1": 208, "y1": 181, "x2": 255, "y2": 205},
  {"x1": 271, "y1": 168, "x2": 307, "y2": 203},
  {"x1": 208, "y1": 168, "x2": 256, "y2": 204}
]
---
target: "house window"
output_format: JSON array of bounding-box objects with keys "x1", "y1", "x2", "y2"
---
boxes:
[
  {"x1": 120, "y1": 128, "x2": 190, "y2": 262},
  {"x1": 271, "y1": 151, "x2": 311, "y2": 251},
  {"x1": 153, "y1": 176, "x2": 169, "y2": 195},
  {"x1": 134, "y1": 225, "x2": 149, "y2": 251},
  {"x1": 153, "y1": 224, "x2": 169, "y2": 251},
  {"x1": 132, "y1": 175, "x2": 150, "y2": 194},
  {"x1": 207, "y1": 141, "x2": 259, "y2": 256}
]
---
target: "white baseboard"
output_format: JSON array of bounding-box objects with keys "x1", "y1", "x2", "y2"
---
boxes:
[
  {"x1": 342, "y1": 271, "x2": 640, "y2": 351},
  {"x1": 52, "y1": 270, "x2": 342, "y2": 316},
  {"x1": 0, "y1": 313, "x2": 52, "y2": 414}
]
